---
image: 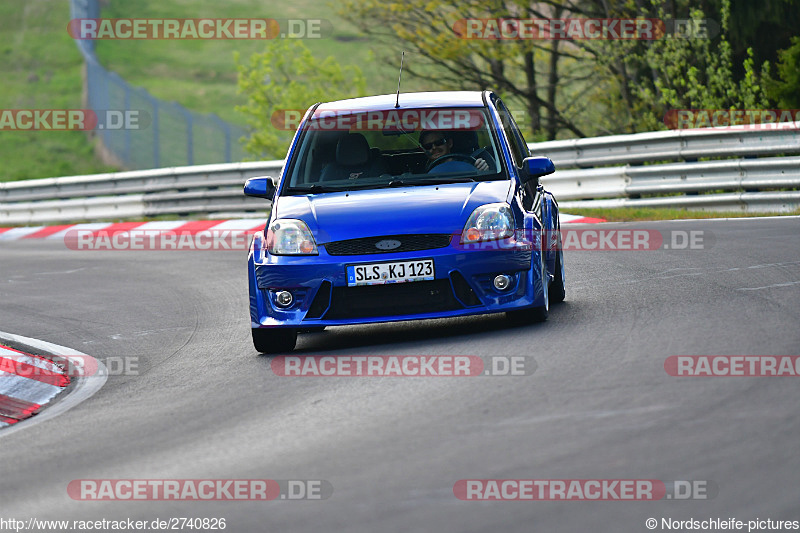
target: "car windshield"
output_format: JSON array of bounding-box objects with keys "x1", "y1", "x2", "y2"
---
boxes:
[{"x1": 283, "y1": 107, "x2": 504, "y2": 194}]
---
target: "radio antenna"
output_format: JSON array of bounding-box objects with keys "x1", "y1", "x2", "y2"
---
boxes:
[{"x1": 395, "y1": 51, "x2": 405, "y2": 108}]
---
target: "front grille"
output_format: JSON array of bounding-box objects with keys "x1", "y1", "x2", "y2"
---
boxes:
[
  {"x1": 324, "y1": 279, "x2": 462, "y2": 319},
  {"x1": 324, "y1": 234, "x2": 452, "y2": 256}
]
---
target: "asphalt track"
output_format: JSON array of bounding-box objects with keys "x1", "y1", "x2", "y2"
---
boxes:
[{"x1": 1, "y1": 217, "x2": 799, "y2": 533}]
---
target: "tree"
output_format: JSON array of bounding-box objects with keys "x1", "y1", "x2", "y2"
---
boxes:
[
  {"x1": 236, "y1": 39, "x2": 366, "y2": 159},
  {"x1": 622, "y1": 0, "x2": 771, "y2": 130},
  {"x1": 338, "y1": 0, "x2": 780, "y2": 138},
  {"x1": 708, "y1": 0, "x2": 800, "y2": 74},
  {"x1": 537, "y1": 0, "x2": 772, "y2": 132},
  {"x1": 765, "y1": 37, "x2": 800, "y2": 108},
  {"x1": 338, "y1": 0, "x2": 596, "y2": 141}
]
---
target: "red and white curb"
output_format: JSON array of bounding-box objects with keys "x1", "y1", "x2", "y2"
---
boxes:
[
  {"x1": 0, "y1": 345, "x2": 69, "y2": 427},
  {"x1": 0, "y1": 215, "x2": 604, "y2": 242},
  {"x1": 0, "y1": 218, "x2": 267, "y2": 241},
  {"x1": 0, "y1": 331, "x2": 106, "y2": 437}
]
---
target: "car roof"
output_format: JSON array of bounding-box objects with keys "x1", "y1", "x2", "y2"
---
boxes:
[{"x1": 313, "y1": 91, "x2": 489, "y2": 117}]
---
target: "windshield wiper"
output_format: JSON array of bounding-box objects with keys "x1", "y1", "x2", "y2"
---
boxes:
[
  {"x1": 390, "y1": 176, "x2": 475, "y2": 188},
  {"x1": 285, "y1": 184, "x2": 341, "y2": 194}
]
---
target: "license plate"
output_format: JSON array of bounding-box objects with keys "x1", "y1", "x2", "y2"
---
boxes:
[{"x1": 346, "y1": 259, "x2": 434, "y2": 286}]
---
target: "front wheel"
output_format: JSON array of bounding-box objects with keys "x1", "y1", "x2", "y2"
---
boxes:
[
  {"x1": 252, "y1": 328, "x2": 297, "y2": 353},
  {"x1": 549, "y1": 249, "x2": 565, "y2": 304}
]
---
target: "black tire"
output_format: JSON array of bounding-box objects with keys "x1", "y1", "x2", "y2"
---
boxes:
[
  {"x1": 252, "y1": 328, "x2": 297, "y2": 353},
  {"x1": 507, "y1": 305, "x2": 548, "y2": 324},
  {"x1": 549, "y1": 249, "x2": 566, "y2": 304}
]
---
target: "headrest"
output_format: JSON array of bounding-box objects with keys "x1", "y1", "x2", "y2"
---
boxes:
[
  {"x1": 449, "y1": 130, "x2": 479, "y2": 153},
  {"x1": 336, "y1": 133, "x2": 370, "y2": 166}
]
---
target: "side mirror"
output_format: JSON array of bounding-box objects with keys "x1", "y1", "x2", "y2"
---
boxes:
[
  {"x1": 520, "y1": 156, "x2": 555, "y2": 186},
  {"x1": 244, "y1": 176, "x2": 276, "y2": 200}
]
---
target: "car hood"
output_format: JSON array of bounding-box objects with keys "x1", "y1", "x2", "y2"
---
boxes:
[{"x1": 273, "y1": 180, "x2": 513, "y2": 243}]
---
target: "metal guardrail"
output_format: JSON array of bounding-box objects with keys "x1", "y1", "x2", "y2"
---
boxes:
[
  {"x1": 531, "y1": 122, "x2": 800, "y2": 213},
  {"x1": 543, "y1": 156, "x2": 800, "y2": 200},
  {"x1": 1, "y1": 124, "x2": 799, "y2": 225},
  {"x1": 556, "y1": 191, "x2": 800, "y2": 212},
  {"x1": 532, "y1": 123, "x2": 800, "y2": 168},
  {"x1": 0, "y1": 162, "x2": 282, "y2": 225}
]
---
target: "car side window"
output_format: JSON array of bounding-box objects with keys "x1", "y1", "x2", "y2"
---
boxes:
[
  {"x1": 493, "y1": 98, "x2": 531, "y2": 167},
  {"x1": 494, "y1": 98, "x2": 537, "y2": 210}
]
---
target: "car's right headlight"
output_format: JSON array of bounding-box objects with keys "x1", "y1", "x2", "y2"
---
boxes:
[
  {"x1": 461, "y1": 203, "x2": 515, "y2": 243},
  {"x1": 266, "y1": 219, "x2": 318, "y2": 255}
]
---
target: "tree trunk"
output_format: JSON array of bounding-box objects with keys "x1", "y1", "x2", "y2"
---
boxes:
[{"x1": 523, "y1": 50, "x2": 540, "y2": 137}]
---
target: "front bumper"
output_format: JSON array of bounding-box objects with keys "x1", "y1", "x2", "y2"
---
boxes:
[{"x1": 248, "y1": 231, "x2": 546, "y2": 328}]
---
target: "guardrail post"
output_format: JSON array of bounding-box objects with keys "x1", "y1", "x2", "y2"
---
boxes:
[
  {"x1": 176, "y1": 105, "x2": 194, "y2": 166},
  {"x1": 211, "y1": 114, "x2": 232, "y2": 163},
  {"x1": 143, "y1": 94, "x2": 159, "y2": 169},
  {"x1": 123, "y1": 83, "x2": 132, "y2": 168}
]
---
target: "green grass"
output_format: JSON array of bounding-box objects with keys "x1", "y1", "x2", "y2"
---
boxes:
[
  {"x1": 566, "y1": 207, "x2": 800, "y2": 222},
  {"x1": 94, "y1": 0, "x2": 408, "y2": 124},
  {"x1": 0, "y1": 0, "x2": 408, "y2": 181},
  {"x1": 0, "y1": 0, "x2": 116, "y2": 180}
]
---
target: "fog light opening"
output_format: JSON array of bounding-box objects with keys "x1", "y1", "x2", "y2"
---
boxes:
[
  {"x1": 275, "y1": 290, "x2": 294, "y2": 307},
  {"x1": 493, "y1": 274, "x2": 513, "y2": 291}
]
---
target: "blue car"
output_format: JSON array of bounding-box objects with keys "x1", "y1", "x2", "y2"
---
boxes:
[{"x1": 244, "y1": 91, "x2": 564, "y2": 353}]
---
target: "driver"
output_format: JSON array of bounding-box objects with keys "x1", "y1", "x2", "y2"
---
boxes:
[{"x1": 419, "y1": 130, "x2": 489, "y2": 172}]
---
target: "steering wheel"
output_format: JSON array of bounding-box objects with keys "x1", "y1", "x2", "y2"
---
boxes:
[{"x1": 427, "y1": 153, "x2": 477, "y2": 172}]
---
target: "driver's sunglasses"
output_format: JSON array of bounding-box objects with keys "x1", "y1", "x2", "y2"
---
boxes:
[{"x1": 421, "y1": 137, "x2": 448, "y2": 151}]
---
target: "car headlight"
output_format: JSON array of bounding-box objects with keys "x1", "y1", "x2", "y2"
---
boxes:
[
  {"x1": 461, "y1": 203, "x2": 514, "y2": 243},
  {"x1": 267, "y1": 219, "x2": 318, "y2": 255}
]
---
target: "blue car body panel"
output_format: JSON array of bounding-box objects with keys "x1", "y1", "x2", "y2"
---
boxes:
[
  {"x1": 247, "y1": 90, "x2": 560, "y2": 333},
  {"x1": 273, "y1": 181, "x2": 513, "y2": 243}
]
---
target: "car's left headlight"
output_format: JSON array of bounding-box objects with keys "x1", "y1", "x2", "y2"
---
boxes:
[
  {"x1": 267, "y1": 219, "x2": 318, "y2": 255},
  {"x1": 461, "y1": 203, "x2": 514, "y2": 243}
]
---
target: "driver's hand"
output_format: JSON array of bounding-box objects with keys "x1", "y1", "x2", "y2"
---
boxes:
[{"x1": 474, "y1": 158, "x2": 489, "y2": 171}]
